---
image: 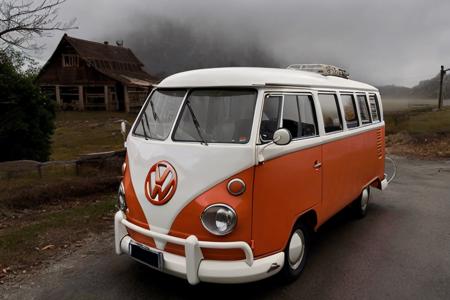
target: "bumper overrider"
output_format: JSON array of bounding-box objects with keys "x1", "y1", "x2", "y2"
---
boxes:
[{"x1": 114, "y1": 211, "x2": 284, "y2": 284}]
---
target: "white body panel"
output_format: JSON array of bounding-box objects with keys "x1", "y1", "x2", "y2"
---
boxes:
[
  {"x1": 158, "y1": 67, "x2": 377, "y2": 91},
  {"x1": 115, "y1": 211, "x2": 283, "y2": 284},
  {"x1": 126, "y1": 136, "x2": 256, "y2": 249}
]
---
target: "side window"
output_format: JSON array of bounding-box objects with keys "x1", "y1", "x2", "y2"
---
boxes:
[
  {"x1": 297, "y1": 95, "x2": 317, "y2": 137},
  {"x1": 369, "y1": 94, "x2": 380, "y2": 122},
  {"x1": 282, "y1": 95, "x2": 300, "y2": 138},
  {"x1": 357, "y1": 95, "x2": 371, "y2": 124},
  {"x1": 260, "y1": 95, "x2": 282, "y2": 141},
  {"x1": 318, "y1": 94, "x2": 343, "y2": 133},
  {"x1": 341, "y1": 94, "x2": 359, "y2": 128},
  {"x1": 282, "y1": 95, "x2": 317, "y2": 138}
]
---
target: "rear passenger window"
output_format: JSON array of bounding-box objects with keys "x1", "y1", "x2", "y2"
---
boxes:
[
  {"x1": 341, "y1": 94, "x2": 359, "y2": 128},
  {"x1": 357, "y1": 95, "x2": 371, "y2": 124},
  {"x1": 318, "y1": 94, "x2": 343, "y2": 133},
  {"x1": 282, "y1": 95, "x2": 317, "y2": 138},
  {"x1": 260, "y1": 95, "x2": 282, "y2": 141},
  {"x1": 369, "y1": 95, "x2": 380, "y2": 122}
]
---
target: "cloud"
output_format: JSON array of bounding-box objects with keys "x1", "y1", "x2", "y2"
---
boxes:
[{"x1": 38, "y1": 0, "x2": 450, "y2": 87}]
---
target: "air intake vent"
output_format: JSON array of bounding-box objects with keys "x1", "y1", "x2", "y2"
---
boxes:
[
  {"x1": 287, "y1": 64, "x2": 350, "y2": 79},
  {"x1": 376, "y1": 128, "x2": 383, "y2": 159}
]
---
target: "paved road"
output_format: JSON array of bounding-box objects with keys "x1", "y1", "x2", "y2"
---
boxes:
[{"x1": 4, "y1": 157, "x2": 450, "y2": 300}]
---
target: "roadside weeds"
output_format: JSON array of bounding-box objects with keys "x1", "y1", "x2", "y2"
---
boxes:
[{"x1": 0, "y1": 192, "x2": 117, "y2": 284}]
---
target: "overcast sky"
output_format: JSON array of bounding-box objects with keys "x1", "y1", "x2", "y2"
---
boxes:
[{"x1": 36, "y1": 0, "x2": 450, "y2": 87}]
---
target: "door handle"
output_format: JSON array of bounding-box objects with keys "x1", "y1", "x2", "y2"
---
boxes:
[{"x1": 313, "y1": 161, "x2": 322, "y2": 169}]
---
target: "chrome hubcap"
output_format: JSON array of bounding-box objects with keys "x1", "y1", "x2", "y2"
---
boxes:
[
  {"x1": 361, "y1": 188, "x2": 369, "y2": 211},
  {"x1": 288, "y1": 229, "x2": 305, "y2": 269}
]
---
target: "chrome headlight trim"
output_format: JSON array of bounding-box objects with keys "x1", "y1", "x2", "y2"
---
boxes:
[
  {"x1": 200, "y1": 204, "x2": 237, "y2": 236},
  {"x1": 118, "y1": 181, "x2": 127, "y2": 212}
]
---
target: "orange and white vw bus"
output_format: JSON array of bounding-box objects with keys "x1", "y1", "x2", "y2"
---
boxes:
[{"x1": 115, "y1": 65, "x2": 388, "y2": 285}]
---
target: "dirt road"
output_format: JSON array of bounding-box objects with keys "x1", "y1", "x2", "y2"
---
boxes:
[{"x1": 2, "y1": 157, "x2": 450, "y2": 300}]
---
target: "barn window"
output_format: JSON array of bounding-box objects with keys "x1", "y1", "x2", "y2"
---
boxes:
[{"x1": 62, "y1": 54, "x2": 79, "y2": 67}]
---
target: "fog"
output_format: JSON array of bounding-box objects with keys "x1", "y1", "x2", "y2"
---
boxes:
[{"x1": 37, "y1": 0, "x2": 450, "y2": 87}]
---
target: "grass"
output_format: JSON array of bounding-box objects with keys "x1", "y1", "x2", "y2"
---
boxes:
[
  {"x1": 51, "y1": 111, "x2": 136, "y2": 161},
  {"x1": 0, "y1": 175, "x2": 120, "y2": 211},
  {"x1": 385, "y1": 107, "x2": 450, "y2": 158},
  {"x1": 0, "y1": 111, "x2": 132, "y2": 277},
  {"x1": 0, "y1": 192, "x2": 116, "y2": 273},
  {"x1": 385, "y1": 107, "x2": 450, "y2": 135}
]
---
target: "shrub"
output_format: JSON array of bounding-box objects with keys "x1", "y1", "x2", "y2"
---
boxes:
[{"x1": 0, "y1": 51, "x2": 55, "y2": 162}]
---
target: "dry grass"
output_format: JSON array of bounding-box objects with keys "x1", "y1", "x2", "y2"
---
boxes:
[
  {"x1": 0, "y1": 175, "x2": 120, "y2": 211},
  {"x1": 0, "y1": 112, "x2": 134, "y2": 280},
  {"x1": 0, "y1": 192, "x2": 116, "y2": 279},
  {"x1": 51, "y1": 111, "x2": 136, "y2": 161},
  {"x1": 385, "y1": 107, "x2": 450, "y2": 158}
]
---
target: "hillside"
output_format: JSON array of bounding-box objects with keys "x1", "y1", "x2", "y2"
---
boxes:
[{"x1": 378, "y1": 73, "x2": 450, "y2": 99}]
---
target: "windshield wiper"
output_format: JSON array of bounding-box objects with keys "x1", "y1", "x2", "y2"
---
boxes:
[
  {"x1": 185, "y1": 100, "x2": 208, "y2": 146},
  {"x1": 149, "y1": 99, "x2": 159, "y2": 121},
  {"x1": 141, "y1": 111, "x2": 151, "y2": 140}
]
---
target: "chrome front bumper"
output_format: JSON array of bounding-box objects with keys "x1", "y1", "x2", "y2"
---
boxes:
[{"x1": 114, "y1": 211, "x2": 284, "y2": 284}]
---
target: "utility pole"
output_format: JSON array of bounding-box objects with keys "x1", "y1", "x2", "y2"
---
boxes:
[{"x1": 438, "y1": 65, "x2": 450, "y2": 110}]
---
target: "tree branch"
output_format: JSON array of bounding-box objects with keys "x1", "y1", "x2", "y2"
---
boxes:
[{"x1": 0, "y1": 0, "x2": 77, "y2": 52}]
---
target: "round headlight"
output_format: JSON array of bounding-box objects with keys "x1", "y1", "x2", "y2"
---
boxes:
[
  {"x1": 118, "y1": 181, "x2": 127, "y2": 211},
  {"x1": 201, "y1": 204, "x2": 237, "y2": 236}
]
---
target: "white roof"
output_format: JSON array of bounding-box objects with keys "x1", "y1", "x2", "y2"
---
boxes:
[{"x1": 158, "y1": 67, "x2": 378, "y2": 91}]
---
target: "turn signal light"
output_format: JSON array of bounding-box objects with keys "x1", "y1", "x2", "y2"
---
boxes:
[{"x1": 227, "y1": 178, "x2": 246, "y2": 196}]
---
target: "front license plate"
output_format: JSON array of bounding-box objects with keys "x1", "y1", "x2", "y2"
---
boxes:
[{"x1": 130, "y1": 243, "x2": 164, "y2": 270}]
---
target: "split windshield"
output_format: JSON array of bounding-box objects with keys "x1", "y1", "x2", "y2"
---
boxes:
[
  {"x1": 134, "y1": 89, "x2": 186, "y2": 140},
  {"x1": 134, "y1": 89, "x2": 257, "y2": 144}
]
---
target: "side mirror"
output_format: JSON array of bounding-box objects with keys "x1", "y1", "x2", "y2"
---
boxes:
[{"x1": 273, "y1": 128, "x2": 292, "y2": 146}]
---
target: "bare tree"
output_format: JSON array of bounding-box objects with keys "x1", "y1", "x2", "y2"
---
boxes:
[{"x1": 0, "y1": 0, "x2": 77, "y2": 52}]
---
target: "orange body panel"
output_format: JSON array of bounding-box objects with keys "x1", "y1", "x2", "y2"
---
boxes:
[
  {"x1": 167, "y1": 168, "x2": 254, "y2": 260},
  {"x1": 123, "y1": 158, "x2": 156, "y2": 248},
  {"x1": 321, "y1": 127, "x2": 385, "y2": 222},
  {"x1": 252, "y1": 145, "x2": 322, "y2": 257},
  {"x1": 252, "y1": 127, "x2": 385, "y2": 257}
]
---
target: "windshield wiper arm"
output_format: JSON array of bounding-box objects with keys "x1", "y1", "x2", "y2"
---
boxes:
[
  {"x1": 141, "y1": 111, "x2": 151, "y2": 140},
  {"x1": 185, "y1": 100, "x2": 208, "y2": 146},
  {"x1": 149, "y1": 100, "x2": 159, "y2": 121}
]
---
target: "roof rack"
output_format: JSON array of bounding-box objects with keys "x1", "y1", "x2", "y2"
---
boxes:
[{"x1": 287, "y1": 64, "x2": 349, "y2": 79}]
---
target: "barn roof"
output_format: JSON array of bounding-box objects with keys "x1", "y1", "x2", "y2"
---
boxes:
[
  {"x1": 40, "y1": 34, "x2": 159, "y2": 87},
  {"x1": 64, "y1": 35, "x2": 144, "y2": 66}
]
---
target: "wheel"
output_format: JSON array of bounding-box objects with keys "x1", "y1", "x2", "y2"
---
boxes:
[
  {"x1": 280, "y1": 222, "x2": 310, "y2": 282},
  {"x1": 352, "y1": 187, "x2": 370, "y2": 218}
]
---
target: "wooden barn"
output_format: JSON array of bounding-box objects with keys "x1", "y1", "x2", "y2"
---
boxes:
[{"x1": 37, "y1": 34, "x2": 159, "y2": 112}]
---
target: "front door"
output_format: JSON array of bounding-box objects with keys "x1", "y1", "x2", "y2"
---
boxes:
[{"x1": 252, "y1": 93, "x2": 322, "y2": 257}]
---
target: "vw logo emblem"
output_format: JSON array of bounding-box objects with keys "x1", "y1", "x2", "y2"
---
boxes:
[{"x1": 144, "y1": 161, "x2": 177, "y2": 205}]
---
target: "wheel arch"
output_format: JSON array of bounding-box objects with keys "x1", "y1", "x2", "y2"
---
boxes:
[{"x1": 294, "y1": 209, "x2": 318, "y2": 232}]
